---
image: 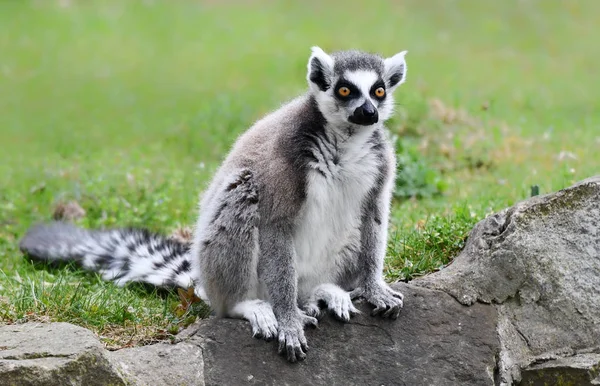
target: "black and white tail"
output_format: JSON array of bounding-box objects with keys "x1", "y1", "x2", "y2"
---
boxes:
[{"x1": 19, "y1": 222, "x2": 197, "y2": 290}]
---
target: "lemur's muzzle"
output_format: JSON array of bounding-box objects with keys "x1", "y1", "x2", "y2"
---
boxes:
[{"x1": 349, "y1": 100, "x2": 379, "y2": 126}]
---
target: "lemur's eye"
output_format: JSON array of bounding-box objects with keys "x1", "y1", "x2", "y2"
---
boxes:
[
  {"x1": 374, "y1": 87, "x2": 386, "y2": 98},
  {"x1": 338, "y1": 87, "x2": 351, "y2": 97}
]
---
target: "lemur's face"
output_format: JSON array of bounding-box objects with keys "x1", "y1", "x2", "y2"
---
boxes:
[{"x1": 307, "y1": 47, "x2": 407, "y2": 128}]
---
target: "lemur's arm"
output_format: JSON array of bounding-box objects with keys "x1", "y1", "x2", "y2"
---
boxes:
[
  {"x1": 257, "y1": 221, "x2": 317, "y2": 362},
  {"x1": 351, "y1": 143, "x2": 404, "y2": 318}
]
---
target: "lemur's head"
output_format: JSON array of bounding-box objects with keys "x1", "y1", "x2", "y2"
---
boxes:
[{"x1": 307, "y1": 47, "x2": 407, "y2": 128}]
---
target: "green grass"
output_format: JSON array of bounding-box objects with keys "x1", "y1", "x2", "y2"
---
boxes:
[{"x1": 1, "y1": 0, "x2": 599, "y2": 347}]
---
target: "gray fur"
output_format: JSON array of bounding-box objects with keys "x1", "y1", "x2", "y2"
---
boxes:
[
  {"x1": 197, "y1": 169, "x2": 260, "y2": 316},
  {"x1": 331, "y1": 50, "x2": 385, "y2": 76},
  {"x1": 20, "y1": 222, "x2": 92, "y2": 262}
]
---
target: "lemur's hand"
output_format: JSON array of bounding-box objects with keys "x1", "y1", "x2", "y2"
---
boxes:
[
  {"x1": 277, "y1": 308, "x2": 318, "y2": 363},
  {"x1": 350, "y1": 281, "x2": 403, "y2": 319}
]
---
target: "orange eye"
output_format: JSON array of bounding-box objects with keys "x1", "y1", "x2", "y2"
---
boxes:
[
  {"x1": 375, "y1": 87, "x2": 385, "y2": 98},
  {"x1": 338, "y1": 87, "x2": 351, "y2": 97}
]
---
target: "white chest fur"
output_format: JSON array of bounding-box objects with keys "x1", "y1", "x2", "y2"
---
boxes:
[{"x1": 293, "y1": 128, "x2": 382, "y2": 296}]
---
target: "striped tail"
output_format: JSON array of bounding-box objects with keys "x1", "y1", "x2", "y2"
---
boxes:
[{"x1": 19, "y1": 221, "x2": 196, "y2": 290}]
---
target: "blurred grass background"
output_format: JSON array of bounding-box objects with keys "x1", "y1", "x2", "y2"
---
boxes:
[{"x1": 1, "y1": 0, "x2": 598, "y2": 347}]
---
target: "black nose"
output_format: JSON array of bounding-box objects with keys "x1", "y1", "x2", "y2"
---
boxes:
[
  {"x1": 349, "y1": 101, "x2": 379, "y2": 126},
  {"x1": 362, "y1": 103, "x2": 376, "y2": 117}
]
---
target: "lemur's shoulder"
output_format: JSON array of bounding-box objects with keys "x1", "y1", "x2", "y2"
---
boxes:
[{"x1": 218, "y1": 94, "x2": 324, "y2": 222}]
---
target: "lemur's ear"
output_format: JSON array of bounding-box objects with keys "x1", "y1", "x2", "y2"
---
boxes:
[
  {"x1": 307, "y1": 46, "x2": 334, "y2": 92},
  {"x1": 383, "y1": 51, "x2": 407, "y2": 89}
]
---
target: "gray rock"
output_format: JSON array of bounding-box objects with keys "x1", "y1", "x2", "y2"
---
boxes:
[
  {"x1": 109, "y1": 342, "x2": 204, "y2": 386},
  {"x1": 414, "y1": 175, "x2": 600, "y2": 385},
  {"x1": 0, "y1": 322, "x2": 126, "y2": 386},
  {"x1": 184, "y1": 283, "x2": 499, "y2": 386}
]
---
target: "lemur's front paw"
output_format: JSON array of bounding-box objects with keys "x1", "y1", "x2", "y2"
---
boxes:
[
  {"x1": 350, "y1": 282, "x2": 403, "y2": 319},
  {"x1": 277, "y1": 310, "x2": 318, "y2": 363},
  {"x1": 306, "y1": 283, "x2": 360, "y2": 322}
]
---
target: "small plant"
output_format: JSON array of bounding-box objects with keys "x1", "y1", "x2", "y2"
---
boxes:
[
  {"x1": 394, "y1": 140, "x2": 447, "y2": 200},
  {"x1": 385, "y1": 204, "x2": 482, "y2": 281}
]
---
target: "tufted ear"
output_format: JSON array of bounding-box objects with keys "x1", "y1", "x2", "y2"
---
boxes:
[
  {"x1": 307, "y1": 46, "x2": 334, "y2": 92},
  {"x1": 383, "y1": 51, "x2": 407, "y2": 90}
]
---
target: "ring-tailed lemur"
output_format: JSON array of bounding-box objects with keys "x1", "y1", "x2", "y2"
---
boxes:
[{"x1": 20, "y1": 46, "x2": 408, "y2": 362}]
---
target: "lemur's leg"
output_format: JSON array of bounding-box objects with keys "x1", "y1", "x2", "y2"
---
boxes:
[
  {"x1": 304, "y1": 283, "x2": 359, "y2": 322},
  {"x1": 197, "y1": 169, "x2": 282, "y2": 340},
  {"x1": 197, "y1": 169, "x2": 263, "y2": 320},
  {"x1": 196, "y1": 168, "x2": 316, "y2": 358},
  {"x1": 350, "y1": 150, "x2": 404, "y2": 319},
  {"x1": 258, "y1": 221, "x2": 318, "y2": 363}
]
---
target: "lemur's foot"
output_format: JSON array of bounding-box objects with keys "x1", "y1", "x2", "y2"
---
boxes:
[
  {"x1": 277, "y1": 309, "x2": 318, "y2": 363},
  {"x1": 231, "y1": 300, "x2": 279, "y2": 341},
  {"x1": 350, "y1": 282, "x2": 403, "y2": 319}
]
